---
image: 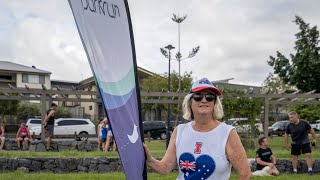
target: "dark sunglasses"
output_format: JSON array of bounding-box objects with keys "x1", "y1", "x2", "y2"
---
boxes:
[{"x1": 192, "y1": 93, "x2": 216, "y2": 102}]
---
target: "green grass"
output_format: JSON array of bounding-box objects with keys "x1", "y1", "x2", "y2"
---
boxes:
[
  {"x1": 1, "y1": 172, "x2": 320, "y2": 180},
  {"x1": 246, "y1": 136, "x2": 320, "y2": 158},
  {"x1": 1, "y1": 137, "x2": 320, "y2": 179},
  {"x1": 1, "y1": 137, "x2": 320, "y2": 159}
]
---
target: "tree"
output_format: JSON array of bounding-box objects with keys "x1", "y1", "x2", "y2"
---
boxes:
[
  {"x1": 55, "y1": 107, "x2": 72, "y2": 119},
  {"x1": 17, "y1": 102, "x2": 40, "y2": 120},
  {"x1": 140, "y1": 71, "x2": 193, "y2": 122},
  {"x1": 268, "y1": 16, "x2": 320, "y2": 92},
  {"x1": 0, "y1": 100, "x2": 19, "y2": 119},
  {"x1": 262, "y1": 73, "x2": 295, "y2": 121},
  {"x1": 290, "y1": 105, "x2": 320, "y2": 122}
]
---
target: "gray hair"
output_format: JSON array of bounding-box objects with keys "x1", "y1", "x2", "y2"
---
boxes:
[
  {"x1": 182, "y1": 93, "x2": 224, "y2": 120},
  {"x1": 288, "y1": 111, "x2": 298, "y2": 116}
]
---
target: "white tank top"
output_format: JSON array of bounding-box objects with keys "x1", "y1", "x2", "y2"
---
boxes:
[{"x1": 176, "y1": 121, "x2": 234, "y2": 180}]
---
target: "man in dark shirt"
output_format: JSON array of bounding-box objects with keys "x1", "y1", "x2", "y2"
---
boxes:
[
  {"x1": 284, "y1": 111, "x2": 317, "y2": 174},
  {"x1": 44, "y1": 103, "x2": 57, "y2": 151},
  {"x1": 255, "y1": 137, "x2": 279, "y2": 176}
]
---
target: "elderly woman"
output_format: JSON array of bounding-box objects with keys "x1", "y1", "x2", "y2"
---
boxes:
[{"x1": 144, "y1": 78, "x2": 251, "y2": 179}]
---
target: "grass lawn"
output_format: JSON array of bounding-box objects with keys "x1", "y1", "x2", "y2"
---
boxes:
[
  {"x1": 1, "y1": 137, "x2": 320, "y2": 158},
  {"x1": 1, "y1": 137, "x2": 320, "y2": 179}
]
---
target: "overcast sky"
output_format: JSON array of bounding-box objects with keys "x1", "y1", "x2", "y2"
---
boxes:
[{"x1": 1, "y1": 0, "x2": 320, "y2": 86}]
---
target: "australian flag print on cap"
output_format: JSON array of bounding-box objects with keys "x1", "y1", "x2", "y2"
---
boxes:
[{"x1": 190, "y1": 78, "x2": 222, "y2": 96}]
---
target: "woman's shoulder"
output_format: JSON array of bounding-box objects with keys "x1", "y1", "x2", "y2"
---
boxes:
[{"x1": 219, "y1": 122, "x2": 234, "y2": 130}]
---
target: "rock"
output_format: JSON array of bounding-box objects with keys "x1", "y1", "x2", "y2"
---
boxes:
[
  {"x1": 55, "y1": 159, "x2": 67, "y2": 169},
  {"x1": 29, "y1": 144, "x2": 36, "y2": 152},
  {"x1": 8, "y1": 158, "x2": 19, "y2": 171},
  {"x1": 97, "y1": 164, "x2": 111, "y2": 173},
  {"x1": 78, "y1": 141, "x2": 85, "y2": 150},
  {"x1": 98, "y1": 158, "x2": 108, "y2": 164},
  {"x1": 77, "y1": 165, "x2": 88, "y2": 172},
  {"x1": 43, "y1": 161, "x2": 56, "y2": 170},
  {"x1": 18, "y1": 159, "x2": 32, "y2": 168},
  {"x1": 85, "y1": 143, "x2": 92, "y2": 151},
  {"x1": 16, "y1": 167, "x2": 29, "y2": 173},
  {"x1": 29, "y1": 161, "x2": 42, "y2": 172},
  {"x1": 314, "y1": 160, "x2": 320, "y2": 173},
  {"x1": 0, "y1": 158, "x2": 8, "y2": 171},
  {"x1": 36, "y1": 143, "x2": 46, "y2": 152},
  {"x1": 90, "y1": 158, "x2": 99, "y2": 164},
  {"x1": 82, "y1": 158, "x2": 91, "y2": 167},
  {"x1": 117, "y1": 165, "x2": 123, "y2": 172},
  {"x1": 88, "y1": 164, "x2": 97, "y2": 172},
  {"x1": 4, "y1": 141, "x2": 13, "y2": 150},
  {"x1": 71, "y1": 141, "x2": 78, "y2": 150},
  {"x1": 109, "y1": 162, "x2": 118, "y2": 172},
  {"x1": 66, "y1": 159, "x2": 80, "y2": 170}
]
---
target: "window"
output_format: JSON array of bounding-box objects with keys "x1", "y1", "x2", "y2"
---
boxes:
[
  {"x1": 58, "y1": 120, "x2": 89, "y2": 126},
  {"x1": 30, "y1": 120, "x2": 42, "y2": 124},
  {"x1": 22, "y1": 74, "x2": 46, "y2": 84},
  {"x1": 0, "y1": 75, "x2": 13, "y2": 81},
  {"x1": 89, "y1": 106, "x2": 93, "y2": 110}
]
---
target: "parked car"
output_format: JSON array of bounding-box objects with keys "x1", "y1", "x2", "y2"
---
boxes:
[
  {"x1": 268, "y1": 120, "x2": 290, "y2": 136},
  {"x1": 310, "y1": 120, "x2": 320, "y2": 132},
  {"x1": 143, "y1": 121, "x2": 167, "y2": 140},
  {"x1": 29, "y1": 118, "x2": 96, "y2": 141},
  {"x1": 26, "y1": 118, "x2": 42, "y2": 129}
]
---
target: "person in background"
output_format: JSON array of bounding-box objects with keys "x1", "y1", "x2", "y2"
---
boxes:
[
  {"x1": 143, "y1": 77, "x2": 251, "y2": 179},
  {"x1": 16, "y1": 123, "x2": 33, "y2": 150},
  {"x1": 105, "y1": 118, "x2": 116, "y2": 152},
  {"x1": 254, "y1": 137, "x2": 279, "y2": 176},
  {"x1": 97, "y1": 117, "x2": 104, "y2": 151},
  {"x1": 285, "y1": 111, "x2": 317, "y2": 175},
  {"x1": 0, "y1": 120, "x2": 5, "y2": 151},
  {"x1": 43, "y1": 103, "x2": 57, "y2": 151},
  {"x1": 101, "y1": 119, "x2": 108, "y2": 152}
]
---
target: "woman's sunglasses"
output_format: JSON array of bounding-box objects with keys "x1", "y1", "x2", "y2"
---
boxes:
[{"x1": 192, "y1": 93, "x2": 216, "y2": 102}]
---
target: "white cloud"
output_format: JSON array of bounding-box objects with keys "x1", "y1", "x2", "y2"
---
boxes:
[{"x1": 0, "y1": 0, "x2": 320, "y2": 86}]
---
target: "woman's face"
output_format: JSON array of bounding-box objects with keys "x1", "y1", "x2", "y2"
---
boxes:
[{"x1": 190, "y1": 90, "x2": 216, "y2": 118}]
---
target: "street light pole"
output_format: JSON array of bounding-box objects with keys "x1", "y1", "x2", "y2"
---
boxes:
[
  {"x1": 172, "y1": 14, "x2": 199, "y2": 92},
  {"x1": 161, "y1": 44, "x2": 175, "y2": 148}
]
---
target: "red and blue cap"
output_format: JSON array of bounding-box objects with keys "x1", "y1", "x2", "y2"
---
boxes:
[{"x1": 189, "y1": 78, "x2": 222, "y2": 96}]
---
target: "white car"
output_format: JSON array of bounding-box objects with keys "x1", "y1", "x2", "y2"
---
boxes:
[
  {"x1": 29, "y1": 118, "x2": 96, "y2": 141},
  {"x1": 26, "y1": 118, "x2": 42, "y2": 129}
]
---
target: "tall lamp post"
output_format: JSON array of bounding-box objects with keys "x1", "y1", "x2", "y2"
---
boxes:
[
  {"x1": 160, "y1": 44, "x2": 175, "y2": 148},
  {"x1": 172, "y1": 14, "x2": 200, "y2": 92}
]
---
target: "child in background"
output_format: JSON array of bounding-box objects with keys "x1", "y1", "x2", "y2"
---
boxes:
[
  {"x1": 97, "y1": 118, "x2": 104, "y2": 151},
  {"x1": 101, "y1": 119, "x2": 108, "y2": 152}
]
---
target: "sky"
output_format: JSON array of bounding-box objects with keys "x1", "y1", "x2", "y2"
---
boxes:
[{"x1": 0, "y1": 0, "x2": 320, "y2": 87}]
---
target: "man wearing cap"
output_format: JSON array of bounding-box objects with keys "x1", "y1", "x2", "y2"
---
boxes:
[
  {"x1": 144, "y1": 78, "x2": 251, "y2": 180},
  {"x1": 43, "y1": 103, "x2": 57, "y2": 151}
]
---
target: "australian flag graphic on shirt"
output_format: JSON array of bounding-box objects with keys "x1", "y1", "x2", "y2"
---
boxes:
[{"x1": 179, "y1": 152, "x2": 216, "y2": 180}]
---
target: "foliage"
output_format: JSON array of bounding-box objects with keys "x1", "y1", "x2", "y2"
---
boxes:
[
  {"x1": 0, "y1": 100, "x2": 19, "y2": 118},
  {"x1": 262, "y1": 73, "x2": 296, "y2": 121},
  {"x1": 268, "y1": 16, "x2": 320, "y2": 92},
  {"x1": 140, "y1": 71, "x2": 193, "y2": 120},
  {"x1": 221, "y1": 88, "x2": 263, "y2": 149},
  {"x1": 289, "y1": 105, "x2": 320, "y2": 122},
  {"x1": 54, "y1": 107, "x2": 72, "y2": 119},
  {"x1": 16, "y1": 102, "x2": 40, "y2": 120},
  {"x1": 222, "y1": 88, "x2": 263, "y2": 122}
]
